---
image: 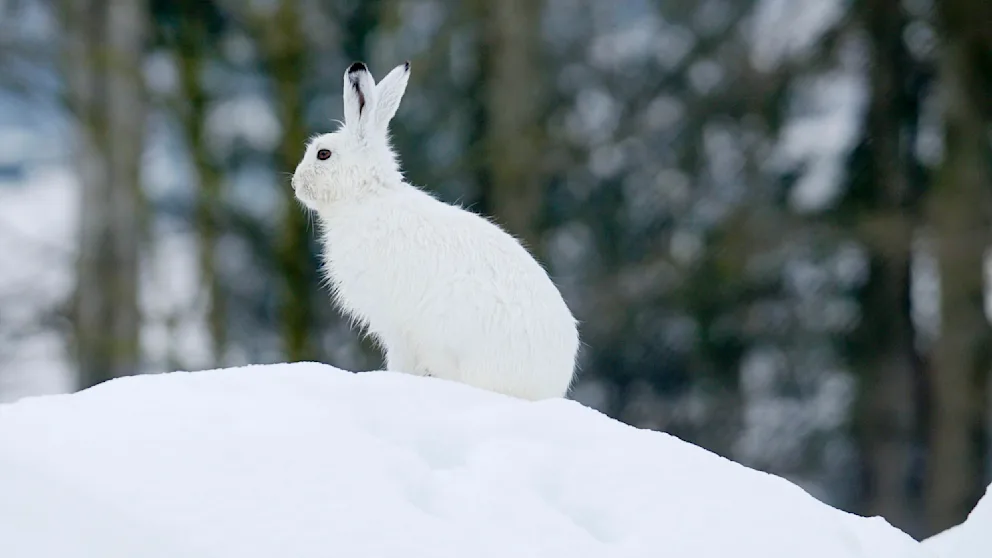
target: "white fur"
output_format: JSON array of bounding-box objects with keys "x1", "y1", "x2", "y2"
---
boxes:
[{"x1": 292, "y1": 61, "x2": 579, "y2": 401}]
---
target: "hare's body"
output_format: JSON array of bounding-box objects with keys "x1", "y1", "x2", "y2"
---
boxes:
[
  {"x1": 320, "y1": 186, "x2": 577, "y2": 399},
  {"x1": 293, "y1": 61, "x2": 578, "y2": 400}
]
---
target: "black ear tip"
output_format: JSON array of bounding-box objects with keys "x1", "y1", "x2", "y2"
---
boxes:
[
  {"x1": 404, "y1": 60, "x2": 411, "y2": 71},
  {"x1": 347, "y1": 61, "x2": 368, "y2": 74}
]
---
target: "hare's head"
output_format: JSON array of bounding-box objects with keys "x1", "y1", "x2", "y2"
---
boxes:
[{"x1": 293, "y1": 61, "x2": 410, "y2": 210}]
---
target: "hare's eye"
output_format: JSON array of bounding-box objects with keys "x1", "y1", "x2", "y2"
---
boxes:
[{"x1": 316, "y1": 149, "x2": 332, "y2": 161}]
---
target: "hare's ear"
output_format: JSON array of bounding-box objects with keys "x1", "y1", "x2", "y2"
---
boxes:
[
  {"x1": 343, "y1": 62, "x2": 377, "y2": 136},
  {"x1": 372, "y1": 61, "x2": 410, "y2": 133}
]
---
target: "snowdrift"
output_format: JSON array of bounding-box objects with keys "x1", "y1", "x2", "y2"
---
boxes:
[
  {"x1": 0, "y1": 363, "x2": 935, "y2": 558},
  {"x1": 923, "y1": 485, "x2": 992, "y2": 558}
]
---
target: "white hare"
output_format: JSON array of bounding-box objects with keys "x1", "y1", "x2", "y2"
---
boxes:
[{"x1": 292, "y1": 61, "x2": 579, "y2": 401}]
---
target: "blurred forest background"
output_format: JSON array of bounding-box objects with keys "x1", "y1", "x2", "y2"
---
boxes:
[{"x1": 0, "y1": 0, "x2": 990, "y2": 541}]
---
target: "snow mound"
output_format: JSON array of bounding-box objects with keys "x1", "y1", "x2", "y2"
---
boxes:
[
  {"x1": 0, "y1": 363, "x2": 932, "y2": 558},
  {"x1": 923, "y1": 485, "x2": 992, "y2": 558}
]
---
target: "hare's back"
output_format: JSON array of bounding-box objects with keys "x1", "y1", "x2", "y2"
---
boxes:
[{"x1": 397, "y1": 197, "x2": 574, "y2": 334}]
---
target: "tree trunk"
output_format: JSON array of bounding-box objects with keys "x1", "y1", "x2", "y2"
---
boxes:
[
  {"x1": 854, "y1": 253, "x2": 919, "y2": 525},
  {"x1": 245, "y1": 0, "x2": 384, "y2": 365},
  {"x1": 175, "y1": 2, "x2": 228, "y2": 366},
  {"x1": 852, "y1": 0, "x2": 923, "y2": 534},
  {"x1": 61, "y1": 0, "x2": 148, "y2": 389},
  {"x1": 477, "y1": 0, "x2": 547, "y2": 255},
  {"x1": 340, "y1": 0, "x2": 385, "y2": 368},
  {"x1": 925, "y1": 0, "x2": 992, "y2": 534},
  {"x1": 340, "y1": 0, "x2": 382, "y2": 62},
  {"x1": 265, "y1": 0, "x2": 314, "y2": 362}
]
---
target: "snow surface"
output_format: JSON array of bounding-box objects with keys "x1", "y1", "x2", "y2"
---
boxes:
[
  {"x1": 0, "y1": 362, "x2": 936, "y2": 558},
  {"x1": 922, "y1": 485, "x2": 992, "y2": 558}
]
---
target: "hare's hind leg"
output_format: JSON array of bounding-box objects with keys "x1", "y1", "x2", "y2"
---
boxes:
[
  {"x1": 383, "y1": 336, "x2": 434, "y2": 377},
  {"x1": 384, "y1": 343, "x2": 415, "y2": 373}
]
